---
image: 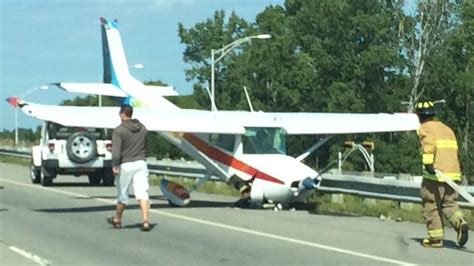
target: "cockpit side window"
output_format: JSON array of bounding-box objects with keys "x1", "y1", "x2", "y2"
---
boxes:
[
  {"x1": 209, "y1": 134, "x2": 236, "y2": 152},
  {"x1": 242, "y1": 127, "x2": 286, "y2": 154}
]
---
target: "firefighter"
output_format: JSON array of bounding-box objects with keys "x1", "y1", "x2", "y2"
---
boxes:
[{"x1": 415, "y1": 100, "x2": 469, "y2": 248}]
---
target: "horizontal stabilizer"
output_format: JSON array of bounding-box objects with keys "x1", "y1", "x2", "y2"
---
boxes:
[{"x1": 53, "y1": 82, "x2": 128, "y2": 97}]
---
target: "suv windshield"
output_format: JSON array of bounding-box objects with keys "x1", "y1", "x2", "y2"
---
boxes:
[{"x1": 47, "y1": 122, "x2": 110, "y2": 140}]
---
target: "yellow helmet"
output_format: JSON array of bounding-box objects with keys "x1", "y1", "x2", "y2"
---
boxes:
[{"x1": 415, "y1": 101, "x2": 436, "y2": 116}]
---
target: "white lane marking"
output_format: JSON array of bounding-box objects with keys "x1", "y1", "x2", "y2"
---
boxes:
[
  {"x1": 1, "y1": 178, "x2": 416, "y2": 266},
  {"x1": 9, "y1": 246, "x2": 52, "y2": 266}
]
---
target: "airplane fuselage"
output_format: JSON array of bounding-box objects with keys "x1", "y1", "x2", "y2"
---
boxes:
[{"x1": 159, "y1": 127, "x2": 320, "y2": 207}]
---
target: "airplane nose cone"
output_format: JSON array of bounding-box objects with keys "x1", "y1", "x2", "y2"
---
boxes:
[{"x1": 301, "y1": 177, "x2": 318, "y2": 189}]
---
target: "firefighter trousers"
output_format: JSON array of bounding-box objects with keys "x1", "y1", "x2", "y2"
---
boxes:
[{"x1": 420, "y1": 178, "x2": 464, "y2": 240}]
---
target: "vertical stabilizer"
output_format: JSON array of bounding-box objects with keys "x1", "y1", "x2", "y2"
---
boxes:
[
  {"x1": 99, "y1": 17, "x2": 178, "y2": 109},
  {"x1": 100, "y1": 17, "x2": 131, "y2": 87}
]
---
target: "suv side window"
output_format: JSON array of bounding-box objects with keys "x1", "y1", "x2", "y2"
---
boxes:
[{"x1": 47, "y1": 122, "x2": 58, "y2": 139}]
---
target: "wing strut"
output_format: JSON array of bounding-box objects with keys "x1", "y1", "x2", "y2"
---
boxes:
[{"x1": 296, "y1": 136, "x2": 333, "y2": 162}]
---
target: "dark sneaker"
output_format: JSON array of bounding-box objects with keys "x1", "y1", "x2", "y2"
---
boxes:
[
  {"x1": 457, "y1": 220, "x2": 469, "y2": 247},
  {"x1": 422, "y1": 238, "x2": 443, "y2": 248}
]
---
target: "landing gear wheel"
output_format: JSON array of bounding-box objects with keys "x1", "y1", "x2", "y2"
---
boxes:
[
  {"x1": 88, "y1": 172, "x2": 101, "y2": 185},
  {"x1": 273, "y1": 203, "x2": 283, "y2": 212}
]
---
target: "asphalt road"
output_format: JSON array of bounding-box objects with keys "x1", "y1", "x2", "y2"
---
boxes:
[{"x1": 0, "y1": 162, "x2": 473, "y2": 266}]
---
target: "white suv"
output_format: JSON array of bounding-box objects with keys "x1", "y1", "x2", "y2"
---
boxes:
[{"x1": 30, "y1": 121, "x2": 114, "y2": 186}]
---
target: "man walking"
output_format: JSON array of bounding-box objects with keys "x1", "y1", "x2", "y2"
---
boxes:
[
  {"x1": 107, "y1": 104, "x2": 150, "y2": 231},
  {"x1": 415, "y1": 100, "x2": 469, "y2": 247}
]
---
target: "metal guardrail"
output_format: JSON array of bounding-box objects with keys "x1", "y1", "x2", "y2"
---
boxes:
[
  {"x1": 1, "y1": 146, "x2": 473, "y2": 207},
  {"x1": 0, "y1": 147, "x2": 31, "y2": 159}
]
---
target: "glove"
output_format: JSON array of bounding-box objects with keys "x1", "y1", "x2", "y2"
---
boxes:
[{"x1": 424, "y1": 164, "x2": 435, "y2": 175}]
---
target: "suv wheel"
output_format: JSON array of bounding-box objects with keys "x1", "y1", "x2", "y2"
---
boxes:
[
  {"x1": 102, "y1": 167, "x2": 115, "y2": 186},
  {"x1": 41, "y1": 166, "x2": 56, "y2": 186},
  {"x1": 30, "y1": 161, "x2": 41, "y2": 184},
  {"x1": 88, "y1": 172, "x2": 101, "y2": 185},
  {"x1": 66, "y1": 131, "x2": 97, "y2": 163}
]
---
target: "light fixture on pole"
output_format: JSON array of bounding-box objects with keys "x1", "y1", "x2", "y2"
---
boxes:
[{"x1": 210, "y1": 34, "x2": 271, "y2": 111}]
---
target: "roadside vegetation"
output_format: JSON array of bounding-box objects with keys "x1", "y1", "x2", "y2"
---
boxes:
[{"x1": 0, "y1": 154, "x2": 29, "y2": 167}]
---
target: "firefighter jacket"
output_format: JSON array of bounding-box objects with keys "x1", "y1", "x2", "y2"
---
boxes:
[{"x1": 418, "y1": 120, "x2": 461, "y2": 182}]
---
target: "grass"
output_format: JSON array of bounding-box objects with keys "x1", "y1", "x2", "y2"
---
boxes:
[
  {"x1": 306, "y1": 192, "x2": 474, "y2": 229},
  {"x1": 0, "y1": 139, "x2": 35, "y2": 147},
  {"x1": 0, "y1": 155, "x2": 30, "y2": 167}
]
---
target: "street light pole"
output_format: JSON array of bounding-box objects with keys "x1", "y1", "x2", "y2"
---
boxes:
[
  {"x1": 210, "y1": 34, "x2": 271, "y2": 112},
  {"x1": 211, "y1": 49, "x2": 216, "y2": 111},
  {"x1": 15, "y1": 106, "x2": 18, "y2": 145}
]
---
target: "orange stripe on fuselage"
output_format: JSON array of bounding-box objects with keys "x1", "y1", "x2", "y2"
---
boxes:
[{"x1": 183, "y1": 133, "x2": 284, "y2": 184}]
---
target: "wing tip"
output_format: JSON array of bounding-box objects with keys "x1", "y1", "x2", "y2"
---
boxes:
[{"x1": 6, "y1": 96, "x2": 19, "y2": 107}]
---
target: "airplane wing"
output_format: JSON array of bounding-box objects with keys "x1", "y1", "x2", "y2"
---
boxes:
[
  {"x1": 13, "y1": 100, "x2": 245, "y2": 134},
  {"x1": 216, "y1": 111, "x2": 420, "y2": 134},
  {"x1": 13, "y1": 98, "x2": 418, "y2": 135}
]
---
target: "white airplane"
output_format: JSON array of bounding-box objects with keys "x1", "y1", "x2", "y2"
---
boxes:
[{"x1": 6, "y1": 17, "x2": 420, "y2": 209}]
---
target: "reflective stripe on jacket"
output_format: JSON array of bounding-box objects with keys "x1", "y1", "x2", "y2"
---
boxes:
[{"x1": 418, "y1": 120, "x2": 461, "y2": 182}]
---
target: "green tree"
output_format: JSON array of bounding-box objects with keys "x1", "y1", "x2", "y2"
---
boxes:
[
  {"x1": 61, "y1": 95, "x2": 117, "y2": 107},
  {"x1": 177, "y1": 1, "x2": 423, "y2": 171}
]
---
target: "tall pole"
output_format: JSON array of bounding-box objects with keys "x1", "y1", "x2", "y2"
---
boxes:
[
  {"x1": 211, "y1": 49, "x2": 216, "y2": 111},
  {"x1": 15, "y1": 106, "x2": 18, "y2": 145}
]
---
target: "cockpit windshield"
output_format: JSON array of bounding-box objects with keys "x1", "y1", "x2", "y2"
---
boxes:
[{"x1": 242, "y1": 127, "x2": 286, "y2": 154}]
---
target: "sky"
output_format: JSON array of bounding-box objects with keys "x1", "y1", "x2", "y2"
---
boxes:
[{"x1": 0, "y1": 0, "x2": 284, "y2": 131}]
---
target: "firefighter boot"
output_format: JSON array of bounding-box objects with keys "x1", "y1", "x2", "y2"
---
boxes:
[
  {"x1": 456, "y1": 219, "x2": 469, "y2": 247},
  {"x1": 422, "y1": 238, "x2": 443, "y2": 248}
]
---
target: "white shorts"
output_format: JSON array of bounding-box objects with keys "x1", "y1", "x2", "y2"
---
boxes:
[{"x1": 116, "y1": 160, "x2": 149, "y2": 204}]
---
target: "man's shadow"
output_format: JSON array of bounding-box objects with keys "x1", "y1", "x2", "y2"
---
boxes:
[
  {"x1": 411, "y1": 238, "x2": 474, "y2": 253},
  {"x1": 119, "y1": 222, "x2": 157, "y2": 232}
]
